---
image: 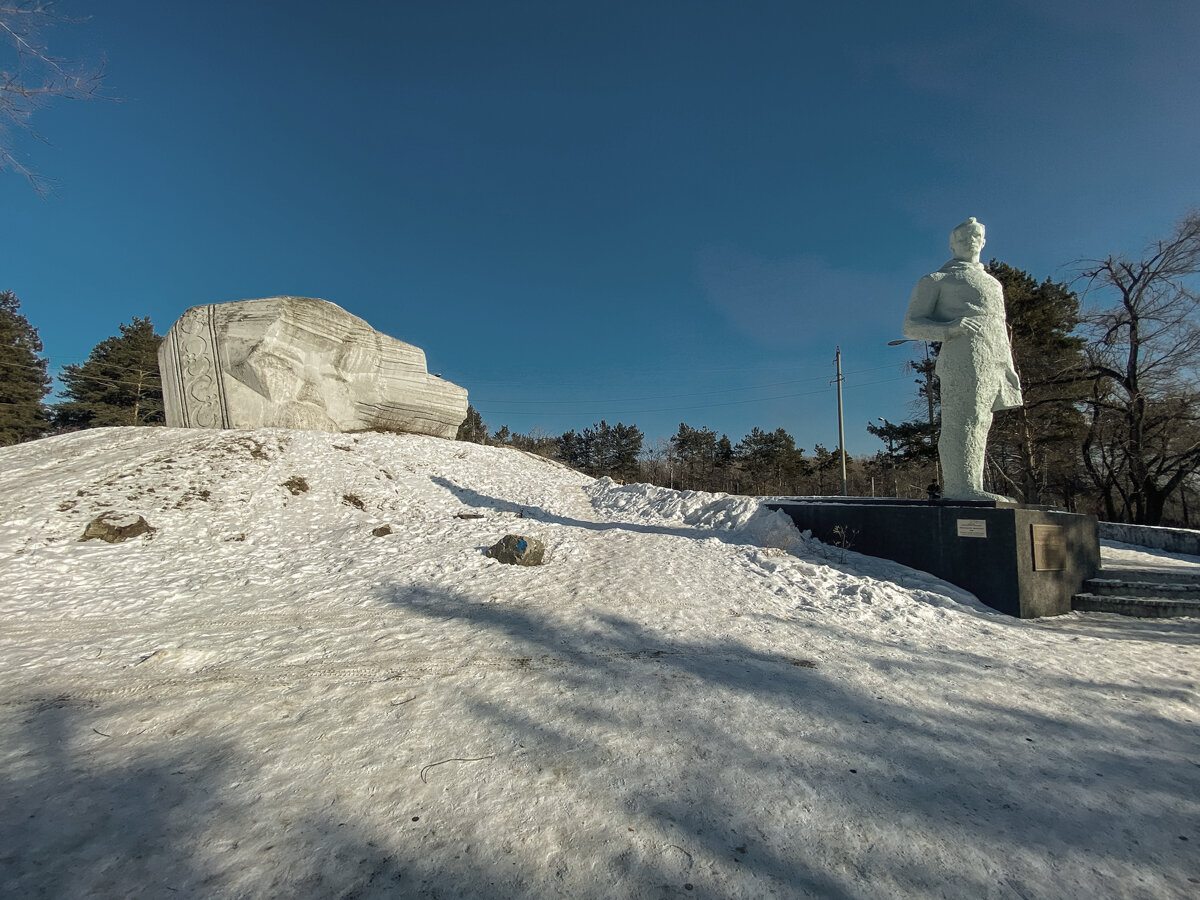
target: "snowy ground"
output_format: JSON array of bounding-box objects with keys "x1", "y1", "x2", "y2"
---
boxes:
[{"x1": 1, "y1": 428, "x2": 1197, "y2": 899}]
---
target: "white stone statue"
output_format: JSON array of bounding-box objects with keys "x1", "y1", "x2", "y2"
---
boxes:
[
  {"x1": 158, "y1": 297, "x2": 468, "y2": 439},
  {"x1": 903, "y1": 218, "x2": 1022, "y2": 502}
]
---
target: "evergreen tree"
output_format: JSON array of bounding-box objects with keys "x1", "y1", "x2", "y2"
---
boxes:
[
  {"x1": 607, "y1": 422, "x2": 644, "y2": 482},
  {"x1": 584, "y1": 422, "x2": 612, "y2": 475},
  {"x1": 53, "y1": 317, "x2": 164, "y2": 429},
  {"x1": 810, "y1": 444, "x2": 841, "y2": 495},
  {"x1": 866, "y1": 418, "x2": 938, "y2": 497},
  {"x1": 556, "y1": 429, "x2": 590, "y2": 471},
  {"x1": 583, "y1": 420, "x2": 643, "y2": 481},
  {"x1": 0, "y1": 290, "x2": 51, "y2": 445},
  {"x1": 867, "y1": 418, "x2": 938, "y2": 466},
  {"x1": 871, "y1": 342, "x2": 939, "y2": 476},
  {"x1": 456, "y1": 405, "x2": 488, "y2": 443},
  {"x1": 714, "y1": 434, "x2": 735, "y2": 492},
  {"x1": 555, "y1": 422, "x2": 643, "y2": 480},
  {"x1": 670, "y1": 423, "x2": 718, "y2": 491},
  {"x1": 736, "y1": 427, "x2": 805, "y2": 495},
  {"x1": 986, "y1": 261, "x2": 1090, "y2": 506}
]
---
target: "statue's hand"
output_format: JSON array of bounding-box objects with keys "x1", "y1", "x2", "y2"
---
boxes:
[{"x1": 948, "y1": 316, "x2": 983, "y2": 338}]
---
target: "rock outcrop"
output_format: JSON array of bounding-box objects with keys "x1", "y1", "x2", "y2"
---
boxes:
[
  {"x1": 80, "y1": 513, "x2": 154, "y2": 543},
  {"x1": 158, "y1": 297, "x2": 468, "y2": 439},
  {"x1": 486, "y1": 534, "x2": 546, "y2": 566}
]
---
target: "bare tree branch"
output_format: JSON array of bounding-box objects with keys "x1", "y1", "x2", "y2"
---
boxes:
[
  {"x1": 1075, "y1": 210, "x2": 1200, "y2": 523},
  {"x1": 0, "y1": 2, "x2": 110, "y2": 195}
]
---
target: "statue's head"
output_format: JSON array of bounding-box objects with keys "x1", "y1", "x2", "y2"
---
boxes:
[{"x1": 950, "y1": 217, "x2": 986, "y2": 261}]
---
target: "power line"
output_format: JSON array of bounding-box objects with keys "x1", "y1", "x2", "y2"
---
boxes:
[
  {"x1": 475, "y1": 363, "x2": 905, "y2": 407},
  {"x1": 0, "y1": 355, "x2": 94, "y2": 370},
  {"x1": 455, "y1": 357, "x2": 840, "y2": 387},
  {"x1": 476, "y1": 376, "x2": 827, "y2": 406},
  {"x1": 483, "y1": 374, "x2": 912, "y2": 417},
  {"x1": 0, "y1": 357, "x2": 161, "y2": 390}
]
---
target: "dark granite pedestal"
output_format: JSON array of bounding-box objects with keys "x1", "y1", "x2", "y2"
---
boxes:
[{"x1": 765, "y1": 498, "x2": 1100, "y2": 618}]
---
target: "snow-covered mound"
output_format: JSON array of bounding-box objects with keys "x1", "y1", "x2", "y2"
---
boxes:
[
  {"x1": 586, "y1": 477, "x2": 806, "y2": 550},
  {"x1": 1, "y1": 428, "x2": 1197, "y2": 899}
]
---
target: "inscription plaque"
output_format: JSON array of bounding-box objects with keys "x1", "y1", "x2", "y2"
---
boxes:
[
  {"x1": 1031, "y1": 524, "x2": 1067, "y2": 571},
  {"x1": 957, "y1": 519, "x2": 987, "y2": 538}
]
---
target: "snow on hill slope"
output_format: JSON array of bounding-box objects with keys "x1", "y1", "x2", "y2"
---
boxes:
[{"x1": 1, "y1": 427, "x2": 1197, "y2": 899}]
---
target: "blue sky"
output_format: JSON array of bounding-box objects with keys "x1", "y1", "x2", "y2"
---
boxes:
[{"x1": 4, "y1": 0, "x2": 1198, "y2": 455}]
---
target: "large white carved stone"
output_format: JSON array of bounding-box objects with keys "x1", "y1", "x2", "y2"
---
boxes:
[
  {"x1": 158, "y1": 297, "x2": 468, "y2": 439},
  {"x1": 903, "y1": 218, "x2": 1023, "y2": 502}
]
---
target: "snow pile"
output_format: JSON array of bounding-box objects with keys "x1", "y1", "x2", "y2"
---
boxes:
[
  {"x1": 1, "y1": 428, "x2": 1198, "y2": 899},
  {"x1": 587, "y1": 477, "x2": 805, "y2": 550}
]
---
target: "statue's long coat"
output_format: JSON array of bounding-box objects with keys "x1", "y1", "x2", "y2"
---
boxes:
[{"x1": 903, "y1": 260, "x2": 1022, "y2": 413}]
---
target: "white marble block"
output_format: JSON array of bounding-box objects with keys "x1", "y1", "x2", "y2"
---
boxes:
[{"x1": 158, "y1": 297, "x2": 468, "y2": 439}]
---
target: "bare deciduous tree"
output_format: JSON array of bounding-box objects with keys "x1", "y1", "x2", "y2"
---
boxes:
[
  {"x1": 1077, "y1": 211, "x2": 1200, "y2": 524},
  {"x1": 1, "y1": 1, "x2": 107, "y2": 194}
]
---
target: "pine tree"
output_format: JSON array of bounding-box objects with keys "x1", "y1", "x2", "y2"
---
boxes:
[
  {"x1": 736, "y1": 427, "x2": 804, "y2": 495},
  {"x1": 670, "y1": 423, "x2": 718, "y2": 490},
  {"x1": 867, "y1": 418, "x2": 938, "y2": 467},
  {"x1": 714, "y1": 434, "x2": 735, "y2": 492},
  {"x1": 870, "y1": 342, "x2": 939, "y2": 479},
  {"x1": 54, "y1": 317, "x2": 165, "y2": 429},
  {"x1": 0, "y1": 290, "x2": 51, "y2": 445},
  {"x1": 607, "y1": 422, "x2": 644, "y2": 482},
  {"x1": 456, "y1": 405, "x2": 488, "y2": 443},
  {"x1": 557, "y1": 422, "x2": 643, "y2": 480},
  {"x1": 584, "y1": 421, "x2": 620, "y2": 479},
  {"x1": 554, "y1": 429, "x2": 588, "y2": 472},
  {"x1": 810, "y1": 444, "x2": 841, "y2": 495},
  {"x1": 986, "y1": 261, "x2": 1090, "y2": 506}
]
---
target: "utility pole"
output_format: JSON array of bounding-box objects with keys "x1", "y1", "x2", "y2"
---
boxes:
[{"x1": 834, "y1": 346, "x2": 847, "y2": 496}]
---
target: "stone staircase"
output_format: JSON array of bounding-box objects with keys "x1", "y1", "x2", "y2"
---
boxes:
[{"x1": 1072, "y1": 568, "x2": 1200, "y2": 618}]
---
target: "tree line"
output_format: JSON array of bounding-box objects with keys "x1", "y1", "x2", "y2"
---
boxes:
[
  {"x1": 0, "y1": 295, "x2": 164, "y2": 444},
  {"x1": 5, "y1": 211, "x2": 1199, "y2": 526},
  {"x1": 458, "y1": 410, "x2": 858, "y2": 497}
]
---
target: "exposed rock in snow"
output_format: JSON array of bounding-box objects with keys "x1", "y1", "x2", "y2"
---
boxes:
[
  {"x1": 79, "y1": 511, "x2": 154, "y2": 543},
  {"x1": 486, "y1": 533, "x2": 546, "y2": 566}
]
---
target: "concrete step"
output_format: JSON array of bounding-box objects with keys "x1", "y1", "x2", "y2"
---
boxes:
[
  {"x1": 1083, "y1": 578, "x2": 1200, "y2": 600},
  {"x1": 1071, "y1": 593, "x2": 1200, "y2": 618},
  {"x1": 1093, "y1": 567, "x2": 1200, "y2": 586}
]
